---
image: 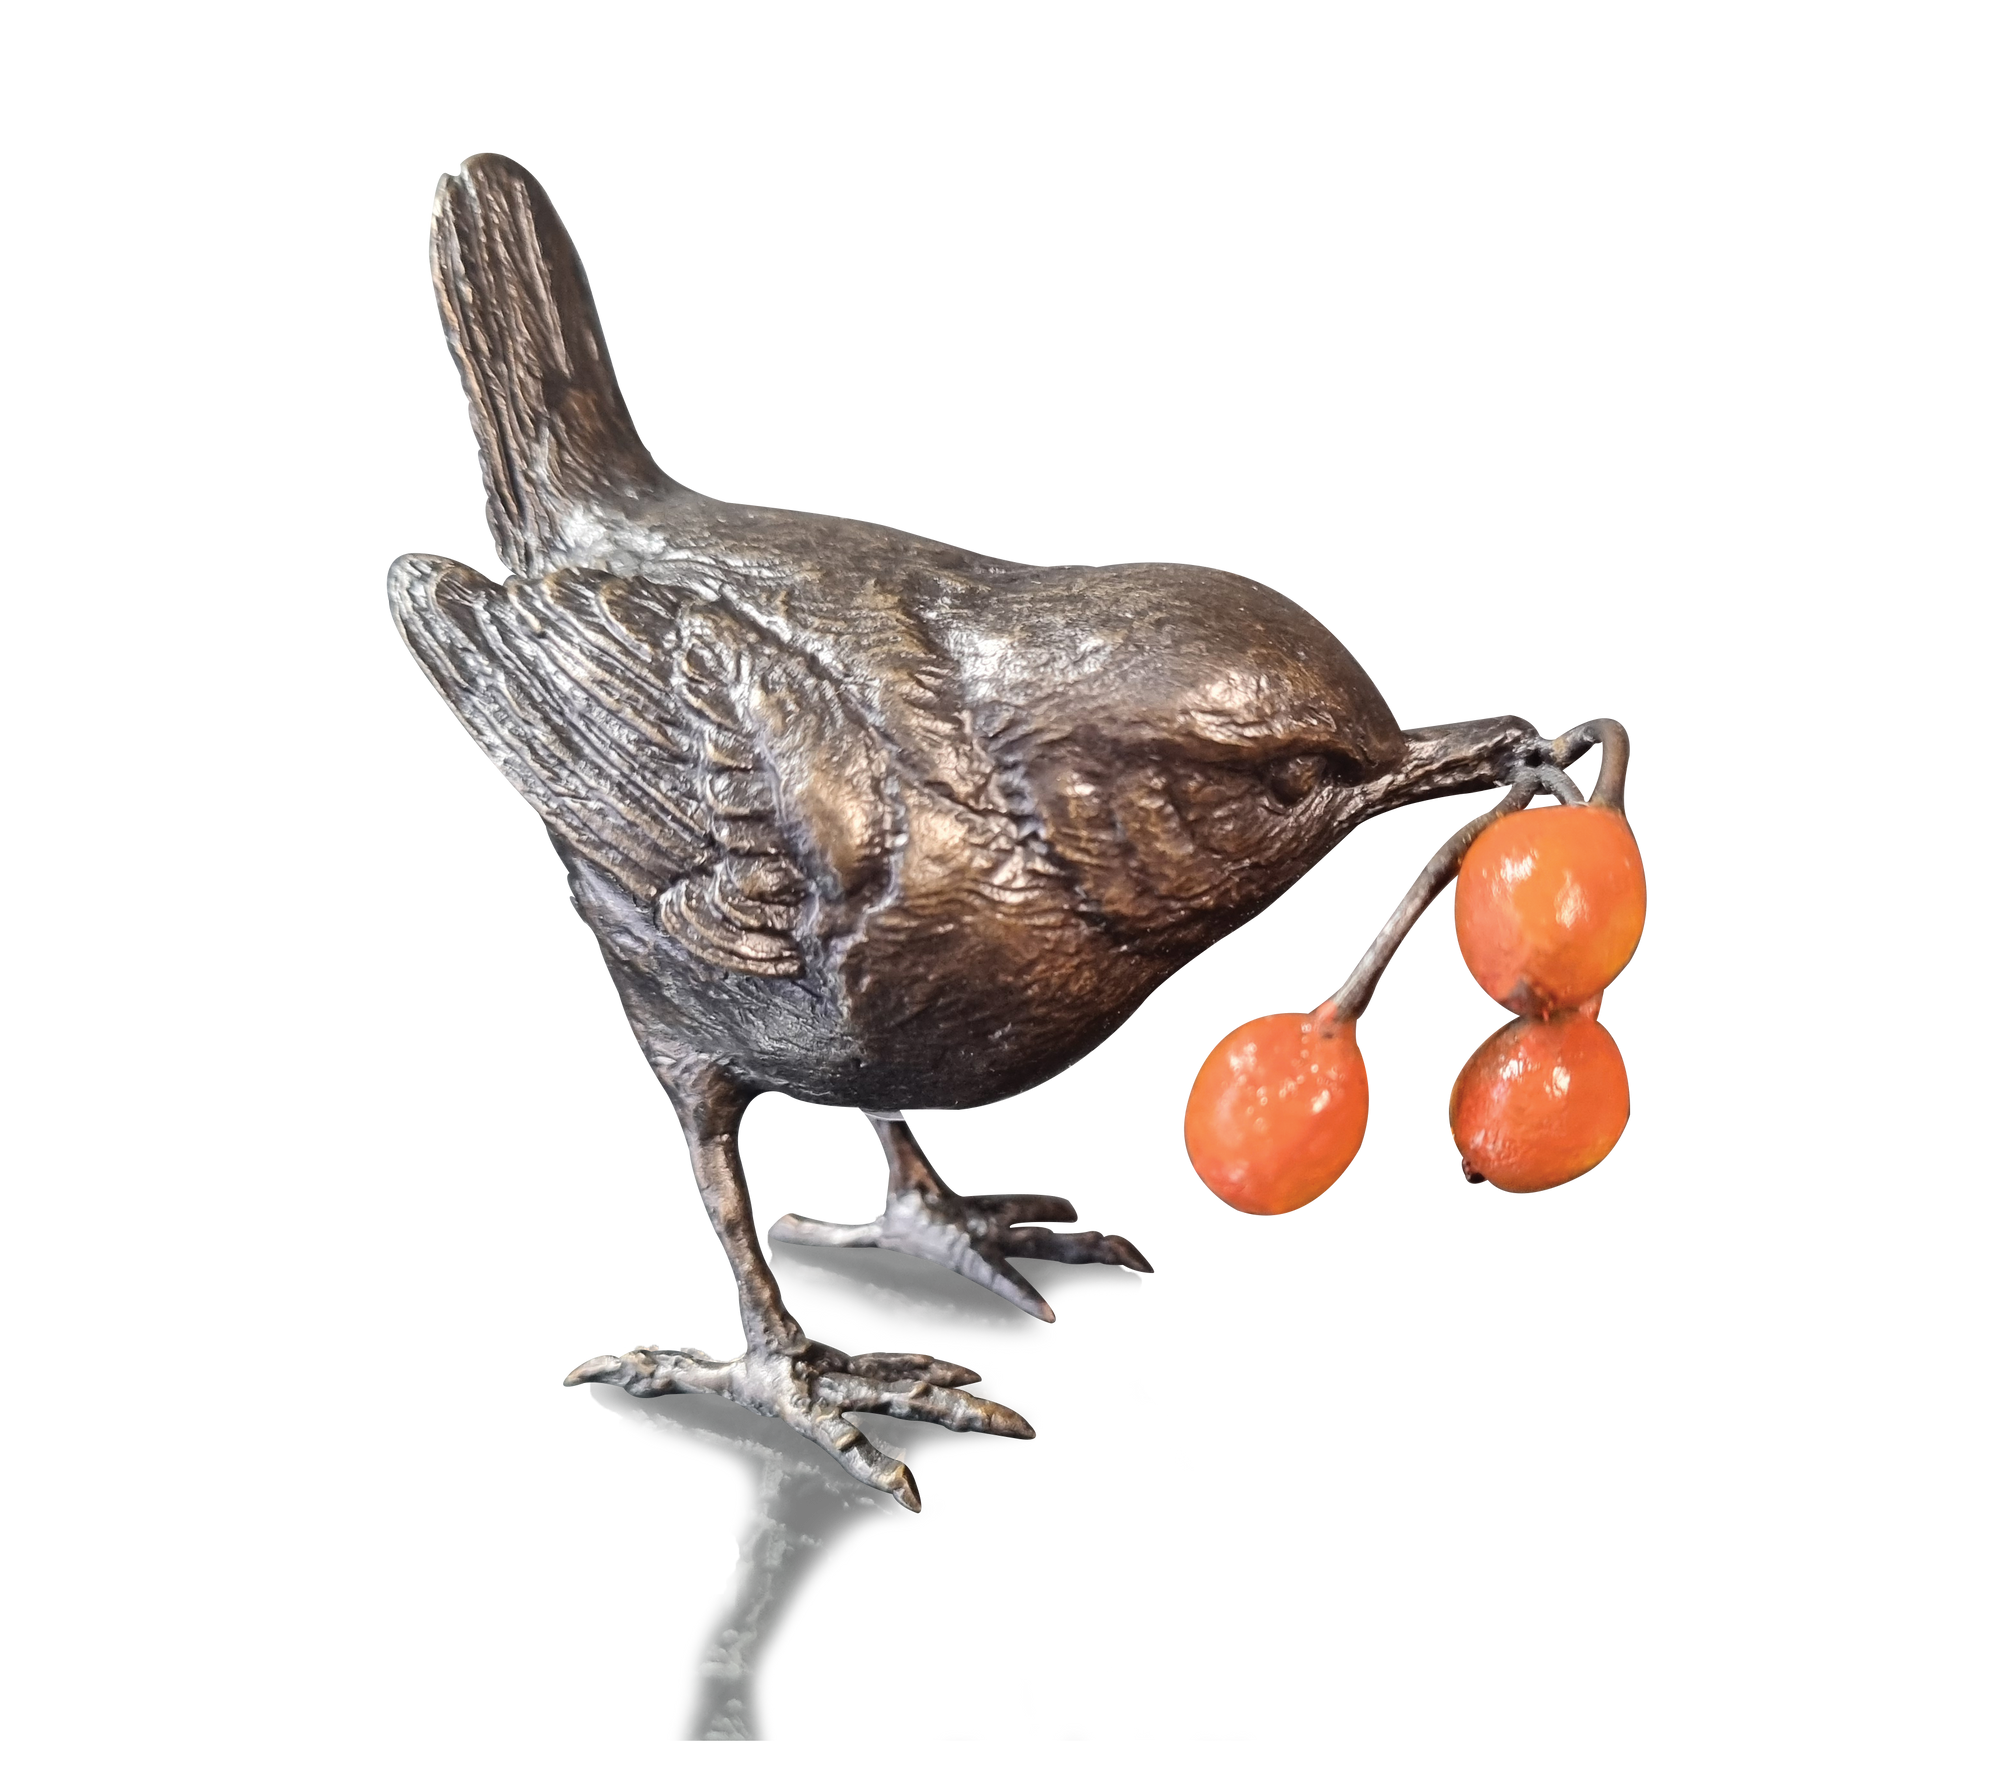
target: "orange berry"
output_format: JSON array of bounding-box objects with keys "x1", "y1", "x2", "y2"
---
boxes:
[
  {"x1": 1455, "y1": 804, "x2": 1645, "y2": 1016},
  {"x1": 1185, "y1": 1011, "x2": 1368, "y2": 1215},
  {"x1": 1449, "y1": 1009, "x2": 1629, "y2": 1193}
]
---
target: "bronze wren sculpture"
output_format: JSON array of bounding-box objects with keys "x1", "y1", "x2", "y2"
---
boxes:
[{"x1": 390, "y1": 155, "x2": 1618, "y2": 1509}]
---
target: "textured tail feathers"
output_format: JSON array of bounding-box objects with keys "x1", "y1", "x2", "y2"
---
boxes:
[{"x1": 431, "y1": 155, "x2": 667, "y2": 577}]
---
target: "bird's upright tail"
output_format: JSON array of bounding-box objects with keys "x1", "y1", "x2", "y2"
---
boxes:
[{"x1": 430, "y1": 154, "x2": 669, "y2": 578}]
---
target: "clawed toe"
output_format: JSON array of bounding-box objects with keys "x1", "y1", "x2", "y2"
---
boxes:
[
  {"x1": 563, "y1": 1353, "x2": 627, "y2": 1387},
  {"x1": 967, "y1": 1194, "x2": 1079, "y2": 1226},
  {"x1": 764, "y1": 1198, "x2": 1063, "y2": 1319},
  {"x1": 769, "y1": 1179, "x2": 1153, "y2": 1321},
  {"x1": 563, "y1": 1344, "x2": 729, "y2": 1399},
  {"x1": 756, "y1": 1344, "x2": 1032, "y2": 1512},
  {"x1": 798, "y1": 1116, "x2": 1155, "y2": 1321},
  {"x1": 844, "y1": 1351, "x2": 982, "y2": 1387},
  {"x1": 768, "y1": 1211, "x2": 880, "y2": 1251},
  {"x1": 1003, "y1": 1223, "x2": 1154, "y2": 1274},
  {"x1": 563, "y1": 1335, "x2": 1030, "y2": 1507}
]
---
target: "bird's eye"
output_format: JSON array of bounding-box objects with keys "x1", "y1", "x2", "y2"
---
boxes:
[{"x1": 1262, "y1": 753, "x2": 1329, "y2": 807}]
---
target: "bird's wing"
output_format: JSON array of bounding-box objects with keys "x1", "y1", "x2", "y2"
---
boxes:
[
  {"x1": 388, "y1": 553, "x2": 829, "y2": 978},
  {"x1": 430, "y1": 154, "x2": 671, "y2": 578}
]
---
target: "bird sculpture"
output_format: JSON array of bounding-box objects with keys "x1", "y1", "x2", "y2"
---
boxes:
[{"x1": 391, "y1": 155, "x2": 1611, "y2": 1509}]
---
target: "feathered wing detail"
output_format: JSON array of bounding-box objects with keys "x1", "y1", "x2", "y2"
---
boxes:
[
  {"x1": 387, "y1": 555, "x2": 813, "y2": 978},
  {"x1": 430, "y1": 154, "x2": 670, "y2": 577}
]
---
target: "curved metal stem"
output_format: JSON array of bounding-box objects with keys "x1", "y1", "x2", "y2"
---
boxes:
[
  {"x1": 1532, "y1": 764, "x2": 1585, "y2": 805},
  {"x1": 1315, "y1": 718, "x2": 1632, "y2": 1026},
  {"x1": 1318, "y1": 779, "x2": 1535, "y2": 1024},
  {"x1": 1549, "y1": 718, "x2": 1630, "y2": 812}
]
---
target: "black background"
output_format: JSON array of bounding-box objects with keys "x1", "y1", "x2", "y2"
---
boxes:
[{"x1": 278, "y1": 131, "x2": 1736, "y2": 1744}]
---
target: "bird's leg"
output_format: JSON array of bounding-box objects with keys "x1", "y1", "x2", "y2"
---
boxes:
[
  {"x1": 768, "y1": 1113, "x2": 1153, "y2": 1323},
  {"x1": 565, "y1": 1062, "x2": 1033, "y2": 1510}
]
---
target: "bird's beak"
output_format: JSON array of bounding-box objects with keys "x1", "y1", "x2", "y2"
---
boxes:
[{"x1": 1392, "y1": 712, "x2": 1544, "y2": 808}]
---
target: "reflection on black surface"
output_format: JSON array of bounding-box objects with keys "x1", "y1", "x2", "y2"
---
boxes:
[{"x1": 572, "y1": 1240, "x2": 1272, "y2": 1744}]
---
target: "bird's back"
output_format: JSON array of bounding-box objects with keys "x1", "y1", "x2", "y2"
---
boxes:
[
  {"x1": 390, "y1": 493, "x2": 1208, "y2": 1108},
  {"x1": 393, "y1": 154, "x2": 1405, "y2": 1108}
]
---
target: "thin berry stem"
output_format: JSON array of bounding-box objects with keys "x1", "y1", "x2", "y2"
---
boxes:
[
  {"x1": 1549, "y1": 719, "x2": 1630, "y2": 813},
  {"x1": 1319, "y1": 780, "x2": 1534, "y2": 1025},
  {"x1": 1317, "y1": 720, "x2": 1631, "y2": 1026}
]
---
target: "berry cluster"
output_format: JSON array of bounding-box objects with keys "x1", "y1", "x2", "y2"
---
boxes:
[
  {"x1": 1183, "y1": 725, "x2": 1643, "y2": 1215},
  {"x1": 1448, "y1": 805, "x2": 1643, "y2": 1191}
]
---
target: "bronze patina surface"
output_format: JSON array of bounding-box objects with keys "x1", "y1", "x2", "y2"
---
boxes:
[{"x1": 390, "y1": 155, "x2": 1617, "y2": 1508}]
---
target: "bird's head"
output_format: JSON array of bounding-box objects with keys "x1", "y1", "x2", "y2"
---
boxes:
[{"x1": 961, "y1": 563, "x2": 1414, "y2": 953}]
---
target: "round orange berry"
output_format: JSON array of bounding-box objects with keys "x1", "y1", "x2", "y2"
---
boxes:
[
  {"x1": 1448, "y1": 1007, "x2": 1629, "y2": 1193},
  {"x1": 1455, "y1": 804, "x2": 1645, "y2": 1016},
  {"x1": 1185, "y1": 1011, "x2": 1368, "y2": 1215}
]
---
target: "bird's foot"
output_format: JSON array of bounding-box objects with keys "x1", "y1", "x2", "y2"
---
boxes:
[
  {"x1": 563, "y1": 1338, "x2": 1031, "y2": 1510},
  {"x1": 764, "y1": 1184, "x2": 1160, "y2": 1320}
]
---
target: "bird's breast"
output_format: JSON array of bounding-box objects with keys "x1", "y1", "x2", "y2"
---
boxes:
[{"x1": 801, "y1": 776, "x2": 1175, "y2": 1108}]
